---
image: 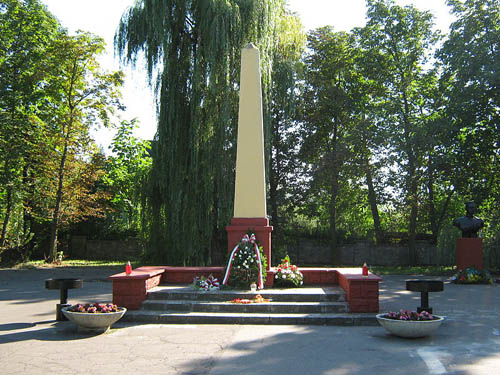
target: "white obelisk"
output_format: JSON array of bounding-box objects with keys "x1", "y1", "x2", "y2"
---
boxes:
[{"x1": 233, "y1": 43, "x2": 267, "y2": 218}]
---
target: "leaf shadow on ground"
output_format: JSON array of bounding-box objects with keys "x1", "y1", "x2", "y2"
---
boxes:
[
  {"x1": 0, "y1": 321, "x2": 108, "y2": 343},
  {"x1": 178, "y1": 322, "x2": 500, "y2": 375}
]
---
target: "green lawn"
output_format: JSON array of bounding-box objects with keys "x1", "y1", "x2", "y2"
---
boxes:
[
  {"x1": 370, "y1": 265, "x2": 456, "y2": 275},
  {"x1": 11, "y1": 259, "x2": 143, "y2": 269}
]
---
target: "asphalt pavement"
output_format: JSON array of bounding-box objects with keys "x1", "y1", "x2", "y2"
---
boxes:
[{"x1": 0, "y1": 266, "x2": 499, "y2": 375}]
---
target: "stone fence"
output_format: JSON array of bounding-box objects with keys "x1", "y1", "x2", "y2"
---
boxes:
[
  {"x1": 70, "y1": 236, "x2": 446, "y2": 266},
  {"x1": 285, "y1": 239, "x2": 444, "y2": 266},
  {"x1": 70, "y1": 236, "x2": 141, "y2": 260}
]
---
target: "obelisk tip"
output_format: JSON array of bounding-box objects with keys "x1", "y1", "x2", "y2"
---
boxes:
[{"x1": 245, "y1": 42, "x2": 257, "y2": 49}]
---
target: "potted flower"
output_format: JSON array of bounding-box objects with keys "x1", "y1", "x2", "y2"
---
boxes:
[
  {"x1": 274, "y1": 255, "x2": 303, "y2": 288},
  {"x1": 62, "y1": 303, "x2": 127, "y2": 333},
  {"x1": 376, "y1": 309, "x2": 444, "y2": 338}
]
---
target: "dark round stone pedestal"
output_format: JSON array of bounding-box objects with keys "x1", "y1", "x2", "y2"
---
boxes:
[
  {"x1": 45, "y1": 278, "x2": 83, "y2": 321},
  {"x1": 406, "y1": 279, "x2": 444, "y2": 314}
]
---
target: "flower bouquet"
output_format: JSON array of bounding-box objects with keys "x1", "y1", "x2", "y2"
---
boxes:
[
  {"x1": 451, "y1": 267, "x2": 493, "y2": 284},
  {"x1": 192, "y1": 274, "x2": 220, "y2": 291},
  {"x1": 274, "y1": 255, "x2": 303, "y2": 288}
]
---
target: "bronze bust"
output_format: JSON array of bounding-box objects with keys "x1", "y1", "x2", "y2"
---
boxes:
[{"x1": 453, "y1": 201, "x2": 484, "y2": 238}]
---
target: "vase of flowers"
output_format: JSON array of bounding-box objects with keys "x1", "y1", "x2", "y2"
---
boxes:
[
  {"x1": 62, "y1": 303, "x2": 126, "y2": 333},
  {"x1": 274, "y1": 255, "x2": 303, "y2": 288},
  {"x1": 376, "y1": 309, "x2": 444, "y2": 338}
]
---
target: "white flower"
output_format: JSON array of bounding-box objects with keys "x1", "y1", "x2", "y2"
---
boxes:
[
  {"x1": 282, "y1": 275, "x2": 286, "y2": 279},
  {"x1": 291, "y1": 274, "x2": 295, "y2": 278}
]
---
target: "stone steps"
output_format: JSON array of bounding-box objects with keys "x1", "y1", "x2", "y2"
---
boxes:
[
  {"x1": 121, "y1": 284, "x2": 378, "y2": 326},
  {"x1": 146, "y1": 285, "x2": 347, "y2": 302},
  {"x1": 122, "y1": 310, "x2": 377, "y2": 325},
  {"x1": 141, "y1": 300, "x2": 349, "y2": 314}
]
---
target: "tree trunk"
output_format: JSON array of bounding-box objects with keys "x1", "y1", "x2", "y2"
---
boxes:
[
  {"x1": 408, "y1": 166, "x2": 419, "y2": 265},
  {"x1": 401, "y1": 89, "x2": 418, "y2": 265},
  {"x1": 365, "y1": 160, "x2": 382, "y2": 242},
  {"x1": 269, "y1": 118, "x2": 281, "y2": 235},
  {"x1": 49, "y1": 138, "x2": 69, "y2": 261},
  {"x1": 0, "y1": 186, "x2": 12, "y2": 247},
  {"x1": 22, "y1": 165, "x2": 32, "y2": 244},
  {"x1": 329, "y1": 166, "x2": 340, "y2": 265},
  {"x1": 269, "y1": 167, "x2": 279, "y2": 234},
  {"x1": 427, "y1": 153, "x2": 437, "y2": 243}
]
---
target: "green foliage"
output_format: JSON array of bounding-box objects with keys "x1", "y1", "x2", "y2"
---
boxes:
[
  {"x1": 102, "y1": 119, "x2": 152, "y2": 235},
  {"x1": 0, "y1": 0, "x2": 60, "y2": 250},
  {"x1": 0, "y1": 2, "x2": 125, "y2": 263},
  {"x1": 268, "y1": 12, "x2": 306, "y2": 235},
  {"x1": 438, "y1": 0, "x2": 500, "y2": 203},
  {"x1": 3, "y1": 0, "x2": 500, "y2": 268},
  {"x1": 356, "y1": 0, "x2": 441, "y2": 263},
  {"x1": 38, "y1": 31, "x2": 124, "y2": 261},
  {"x1": 116, "y1": 0, "x2": 288, "y2": 265}
]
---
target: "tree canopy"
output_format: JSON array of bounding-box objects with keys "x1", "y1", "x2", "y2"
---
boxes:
[
  {"x1": 1, "y1": 0, "x2": 499, "y2": 269},
  {"x1": 115, "y1": 0, "x2": 295, "y2": 265}
]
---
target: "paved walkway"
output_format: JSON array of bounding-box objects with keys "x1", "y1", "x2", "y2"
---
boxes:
[{"x1": 0, "y1": 266, "x2": 499, "y2": 374}]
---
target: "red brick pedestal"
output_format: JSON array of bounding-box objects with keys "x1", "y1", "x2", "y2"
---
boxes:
[
  {"x1": 456, "y1": 237, "x2": 483, "y2": 270},
  {"x1": 337, "y1": 270, "x2": 381, "y2": 313},
  {"x1": 226, "y1": 217, "x2": 273, "y2": 270},
  {"x1": 109, "y1": 266, "x2": 166, "y2": 309}
]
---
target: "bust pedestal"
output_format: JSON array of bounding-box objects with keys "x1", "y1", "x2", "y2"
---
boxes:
[{"x1": 456, "y1": 237, "x2": 483, "y2": 271}]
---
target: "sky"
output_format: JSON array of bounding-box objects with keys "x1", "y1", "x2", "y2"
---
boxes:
[{"x1": 40, "y1": 0, "x2": 455, "y2": 151}]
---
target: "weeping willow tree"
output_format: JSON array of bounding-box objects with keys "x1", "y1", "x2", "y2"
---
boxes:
[{"x1": 115, "y1": 0, "x2": 287, "y2": 265}]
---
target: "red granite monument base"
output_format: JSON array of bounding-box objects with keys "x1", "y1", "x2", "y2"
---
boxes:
[
  {"x1": 226, "y1": 217, "x2": 273, "y2": 270},
  {"x1": 456, "y1": 237, "x2": 483, "y2": 271},
  {"x1": 109, "y1": 266, "x2": 381, "y2": 313}
]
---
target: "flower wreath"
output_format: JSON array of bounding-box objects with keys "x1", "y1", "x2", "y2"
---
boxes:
[{"x1": 223, "y1": 233, "x2": 265, "y2": 289}]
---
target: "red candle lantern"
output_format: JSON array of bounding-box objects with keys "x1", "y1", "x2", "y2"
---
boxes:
[{"x1": 362, "y1": 263, "x2": 368, "y2": 276}]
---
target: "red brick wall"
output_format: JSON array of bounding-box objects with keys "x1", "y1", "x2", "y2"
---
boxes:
[{"x1": 338, "y1": 272, "x2": 380, "y2": 313}]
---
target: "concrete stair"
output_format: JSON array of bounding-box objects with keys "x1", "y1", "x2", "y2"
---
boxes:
[{"x1": 122, "y1": 285, "x2": 378, "y2": 325}]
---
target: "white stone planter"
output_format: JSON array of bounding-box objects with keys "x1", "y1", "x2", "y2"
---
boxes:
[
  {"x1": 376, "y1": 313, "x2": 444, "y2": 338},
  {"x1": 62, "y1": 306, "x2": 127, "y2": 333}
]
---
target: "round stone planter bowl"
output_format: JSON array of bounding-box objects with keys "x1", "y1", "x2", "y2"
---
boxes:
[
  {"x1": 376, "y1": 313, "x2": 444, "y2": 338},
  {"x1": 62, "y1": 306, "x2": 127, "y2": 334}
]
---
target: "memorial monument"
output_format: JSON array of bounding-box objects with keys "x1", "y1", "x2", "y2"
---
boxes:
[
  {"x1": 453, "y1": 201, "x2": 484, "y2": 270},
  {"x1": 226, "y1": 44, "x2": 272, "y2": 270}
]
